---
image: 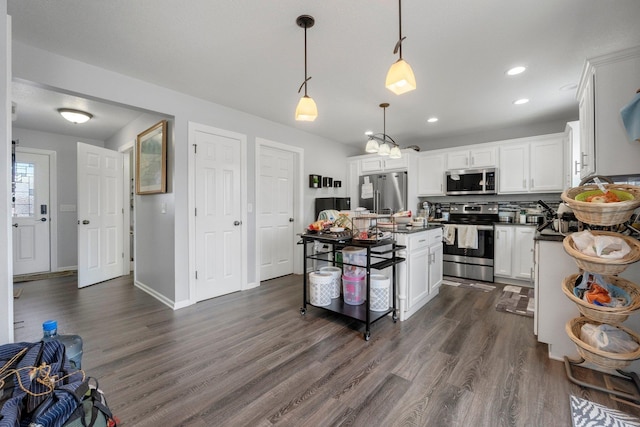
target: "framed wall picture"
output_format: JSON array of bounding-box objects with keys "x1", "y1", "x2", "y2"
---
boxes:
[{"x1": 136, "y1": 120, "x2": 167, "y2": 194}]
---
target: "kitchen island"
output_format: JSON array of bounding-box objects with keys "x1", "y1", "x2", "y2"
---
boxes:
[
  {"x1": 301, "y1": 224, "x2": 443, "y2": 331},
  {"x1": 391, "y1": 224, "x2": 444, "y2": 321}
]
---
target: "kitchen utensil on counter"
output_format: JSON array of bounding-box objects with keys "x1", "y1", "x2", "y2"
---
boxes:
[
  {"x1": 526, "y1": 214, "x2": 544, "y2": 225},
  {"x1": 498, "y1": 211, "x2": 515, "y2": 223}
]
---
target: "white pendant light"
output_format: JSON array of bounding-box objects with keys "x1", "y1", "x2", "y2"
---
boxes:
[
  {"x1": 58, "y1": 108, "x2": 93, "y2": 124},
  {"x1": 386, "y1": 0, "x2": 416, "y2": 95},
  {"x1": 295, "y1": 96, "x2": 318, "y2": 121},
  {"x1": 389, "y1": 145, "x2": 402, "y2": 159},
  {"x1": 295, "y1": 15, "x2": 318, "y2": 121},
  {"x1": 365, "y1": 138, "x2": 380, "y2": 153},
  {"x1": 364, "y1": 103, "x2": 401, "y2": 158}
]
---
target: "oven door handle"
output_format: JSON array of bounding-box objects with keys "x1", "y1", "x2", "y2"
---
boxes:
[{"x1": 452, "y1": 225, "x2": 493, "y2": 231}]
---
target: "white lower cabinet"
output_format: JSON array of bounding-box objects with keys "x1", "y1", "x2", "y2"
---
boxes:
[
  {"x1": 494, "y1": 225, "x2": 535, "y2": 282},
  {"x1": 396, "y1": 227, "x2": 443, "y2": 321}
]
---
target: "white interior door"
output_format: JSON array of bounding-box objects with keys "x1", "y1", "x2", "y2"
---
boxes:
[
  {"x1": 258, "y1": 146, "x2": 294, "y2": 281},
  {"x1": 194, "y1": 128, "x2": 243, "y2": 301},
  {"x1": 77, "y1": 142, "x2": 124, "y2": 288},
  {"x1": 12, "y1": 150, "x2": 50, "y2": 275}
]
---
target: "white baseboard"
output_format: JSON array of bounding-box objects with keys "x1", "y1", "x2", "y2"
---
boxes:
[
  {"x1": 55, "y1": 266, "x2": 77, "y2": 272},
  {"x1": 134, "y1": 279, "x2": 179, "y2": 310},
  {"x1": 245, "y1": 281, "x2": 259, "y2": 290}
]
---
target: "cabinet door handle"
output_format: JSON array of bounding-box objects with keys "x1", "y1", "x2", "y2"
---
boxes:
[
  {"x1": 531, "y1": 178, "x2": 534, "y2": 188},
  {"x1": 470, "y1": 157, "x2": 474, "y2": 166},
  {"x1": 523, "y1": 179, "x2": 526, "y2": 188},
  {"x1": 581, "y1": 152, "x2": 588, "y2": 168},
  {"x1": 574, "y1": 160, "x2": 580, "y2": 174}
]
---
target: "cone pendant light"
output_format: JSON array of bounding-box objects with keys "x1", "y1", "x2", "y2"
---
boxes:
[
  {"x1": 295, "y1": 15, "x2": 318, "y2": 121},
  {"x1": 386, "y1": 0, "x2": 416, "y2": 95}
]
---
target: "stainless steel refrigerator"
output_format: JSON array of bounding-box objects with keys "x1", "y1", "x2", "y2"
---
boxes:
[{"x1": 358, "y1": 171, "x2": 408, "y2": 214}]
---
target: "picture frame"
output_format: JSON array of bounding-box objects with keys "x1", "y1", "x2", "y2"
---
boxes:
[{"x1": 136, "y1": 120, "x2": 167, "y2": 194}]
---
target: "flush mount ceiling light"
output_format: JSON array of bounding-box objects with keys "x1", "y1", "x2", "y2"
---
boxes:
[
  {"x1": 427, "y1": 117, "x2": 439, "y2": 123},
  {"x1": 365, "y1": 103, "x2": 402, "y2": 159},
  {"x1": 385, "y1": 0, "x2": 416, "y2": 95},
  {"x1": 295, "y1": 15, "x2": 318, "y2": 122},
  {"x1": 58, "y1": 108, "x2": 93, "y2": 124},
  {"x1": 513, "y1": 98, "x2": 530, "y2": 105}
]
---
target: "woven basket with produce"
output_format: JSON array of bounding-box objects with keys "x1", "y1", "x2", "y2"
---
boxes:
[
  {"x1": 562, "y1": 230, "x2": 640, "y2": 275},
  {"x1": 561, "y1": 184, "x2": 640, "y2": 226},
  {"x1": 561, "y1": 273, "x2": 640, "y2": 324},
  {"x1": 566, "y1": 316, "x2": 640, "y2": 369}
]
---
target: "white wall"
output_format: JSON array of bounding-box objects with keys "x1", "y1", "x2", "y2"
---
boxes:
[
  {"x1": 104, "y1": 113, "x2": 175, "y2": 301},
  {"x1": 2, "y1": 38, "x2": 357, "y2": 340},
  {"x1": 12, "y1": 127, "x2": 104, "y2": 270},
  {"x1": 1, "y1": 4, "x2": 12, "y2": 343}
]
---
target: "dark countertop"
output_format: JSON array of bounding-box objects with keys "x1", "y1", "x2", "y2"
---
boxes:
[
  {"x1": 393, "y1": 224, "x2": 443, "y2": 234},
  {"x1": 534, "y1": 229, "x2": 567, "y2": 242},
  {"x1": 494, "y1": 222, "x2": 539, "y2": 227}
]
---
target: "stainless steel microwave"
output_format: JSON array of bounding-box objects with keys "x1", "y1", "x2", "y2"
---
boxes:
[{"x1": 445, "y1": 168, "x2": 497, "y2": 195}]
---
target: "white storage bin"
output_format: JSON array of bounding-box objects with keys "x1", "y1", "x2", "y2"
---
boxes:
[
  {"x1": 309, "y1": 272, "x2": 333, "y2": 306},
  {"x1": 370, "y1": 274, "x2": 390, "y2": 312},
  {"x1": 319, "y1": 266, "x2": 341, "y2": 298}
]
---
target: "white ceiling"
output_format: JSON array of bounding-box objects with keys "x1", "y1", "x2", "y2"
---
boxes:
[{"x1": 7, "y1": 0, "x2": 640, "y2": 147}]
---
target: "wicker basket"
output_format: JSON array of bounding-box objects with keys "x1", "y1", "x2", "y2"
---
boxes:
[
  {"x1": 562, "y1": 231, "x2": 640, "y2": 275},
  {"x1": 561, "y1": 184, "x2": 640, "y2": 226},
  {"x1": 566, "y1": 317, "x2": 640, "y2": 369},
  {"x1": 561, "y1": 273, "x2": 640, "y2": 324}
]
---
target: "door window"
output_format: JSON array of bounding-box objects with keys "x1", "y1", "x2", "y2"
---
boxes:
[{"x1": 13, "y1": 161, "x2": 35, "y2": 217}]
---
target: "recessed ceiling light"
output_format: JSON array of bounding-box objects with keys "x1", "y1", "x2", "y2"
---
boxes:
[
  {"x1": 427, "y1": 117, "x2": 439, "y2": 123},
  {"x1": 506, "y1": 66, "x2": 526, "y2": 76},
  {"x1": 364, "y1": 130, "x2": 373, "y2": 136},
  {"x1": 513, "y1": 98, "x2": 530, "y2": 105}
]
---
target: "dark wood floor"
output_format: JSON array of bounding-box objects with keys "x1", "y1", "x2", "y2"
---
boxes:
[{"x1": 12, "y1": 274, "x2": 640, "y2": 426}]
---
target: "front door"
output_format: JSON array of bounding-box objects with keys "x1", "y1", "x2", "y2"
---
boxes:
[
  {"x1": 12, "y1": 150, "x2": 51, "y2": 275},
  {"x1": 258, "y1": 145, "x2": 294, "y2": 281},
  {"x1": 77, "y1": 142, "x2": 124, "y2": 288},
  {"x1": 193, "y1": 126, "x2": 243, "y2": 301}
]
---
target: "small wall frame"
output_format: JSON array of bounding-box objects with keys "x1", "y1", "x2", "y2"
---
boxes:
[{"x1": 309, "y1": 174, "x2": 322, "y2": 188}]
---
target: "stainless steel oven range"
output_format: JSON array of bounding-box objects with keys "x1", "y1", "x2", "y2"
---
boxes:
[{"x1": 443, "y1": 203, "x2": 499, "y2": 282}]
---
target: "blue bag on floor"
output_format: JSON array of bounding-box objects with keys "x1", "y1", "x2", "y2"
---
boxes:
[{"x1": 0, "y1": 340, "x2": 85, "y2": 427}]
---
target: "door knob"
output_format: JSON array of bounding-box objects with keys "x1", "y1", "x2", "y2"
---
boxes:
[
  {"x1": 40, "y1": 218, "x2": 47, "y2": 222},
  {"x1": 12, "y1": 223, "x2": 18, "y2": 228},
  {"x1": 82, "y1": 220, "x2": 90, "y2": 225},
  {"x1": 289, "y1": 218, "x2": 294, "y2": 222},
  {"x1": 234, "y1": 220, "x2": 242, "y2": 226}
]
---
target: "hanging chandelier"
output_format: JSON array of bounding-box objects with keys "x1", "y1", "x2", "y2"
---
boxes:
[
  {"x1": 295, "y1": 15, "x2": 318, "y2": 121},
  {"x1": 365, "y1": 103, "x2": 402, "y2": 159},
  {"x1": 385, "y1": 0, "x2": 416, "y2": 95}
]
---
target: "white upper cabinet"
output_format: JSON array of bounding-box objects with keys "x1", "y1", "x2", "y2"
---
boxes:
[
  {"x1": 417, "y1": 152, "x2": 446, "y2": 196},
  {"x1": 577, "y1": 69, "x2": 595, "y2": 179},
  {"x1": 359, "y1": 155, "x2": 408, "y2": 174},
  {"x1": 577, "y1": 47, "x2": 640, "y2": 177},
  {"x1": 498, "y1": 143, "x2": 529, "y2": 193},
  {"x1": 499, "y1": 133, "x2": 565, "y2": 194},
  {"x1": 446, "y1": 147, "x2": 496, "y2": 170},
  {"x1": 529, "y1": 135, "x2": 565, "y2": 192}
]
